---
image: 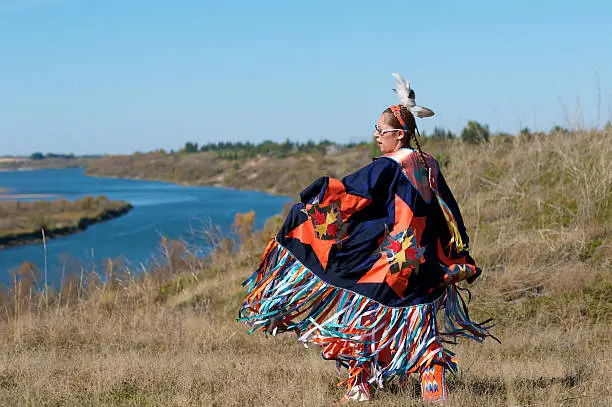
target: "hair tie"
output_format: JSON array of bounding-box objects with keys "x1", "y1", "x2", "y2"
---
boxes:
[{"x1": 390, "y1": 105, "x2": 408, "y2": 130}]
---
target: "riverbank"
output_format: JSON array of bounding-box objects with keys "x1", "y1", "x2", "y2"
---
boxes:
[
  {"x1": 82, "y1": 138, "x2": 463, "y2": 197},
  {"x1": 84, "y1": 147, "x2": 374, "y2": 197},
  {"x1": 0, "y1": 196, "x2": 133, "y2": 248},
  {"x1": 0, "y1": 156, "x2": 90, "y2": 171},
  {"x1": 0, "y1": 128, "x2": 609, "y2": 405},
  {"x1": 0, "y1": 187, "x2": 57, "y2": 200}
]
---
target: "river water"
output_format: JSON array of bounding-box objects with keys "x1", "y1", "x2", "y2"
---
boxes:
[{"x1": 0, "y1": 168, "x2": 292, "y2": 287}]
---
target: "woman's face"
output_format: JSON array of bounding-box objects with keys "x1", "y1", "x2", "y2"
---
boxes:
[{"x1": 374, "y1": 113, "x2": 406, "y2": 154}]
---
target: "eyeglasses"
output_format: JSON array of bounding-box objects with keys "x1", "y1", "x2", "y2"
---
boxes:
[{"x1": 374, "y1": 125, "x2": 405, "y2": 137}]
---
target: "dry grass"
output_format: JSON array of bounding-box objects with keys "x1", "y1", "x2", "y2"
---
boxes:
[{"x1": 0, "y1": 129, "x2": 610, "y2": 406}]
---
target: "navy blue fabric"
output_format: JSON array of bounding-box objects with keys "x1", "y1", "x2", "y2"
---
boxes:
[{"x1": 277, "y1": 157, "x2": 475, "y2": 308}]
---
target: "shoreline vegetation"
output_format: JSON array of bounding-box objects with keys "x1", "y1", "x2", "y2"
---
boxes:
[
  {"x1": 0, "y1": 127, "x2": 610, "y2": 405},
  {"x1": 0, "y1": 189, "x2": 57, "y2": 200},
  {"x1": 0, "y1": 196, "x2": 133, "y2": 248},
  {"x1": 0, "y1": 155, "x2": 93, "y2": 171},
  {"x1": 84, "y1": 145, "x2": 372, "y2": 197}
]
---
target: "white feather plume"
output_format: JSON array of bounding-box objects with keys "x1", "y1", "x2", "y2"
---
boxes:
[
  {"x1": 392, "y1": 72, "x2": 413, "y2": 108},
  {"x1": 391, "y1": 72, "x2": 434, "y2": 118},
  {"x1": 411, "y1": 105, "x2": 434, "y2": 118}
]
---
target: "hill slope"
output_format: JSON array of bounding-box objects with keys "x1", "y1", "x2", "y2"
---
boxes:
[
  {"x1": 85, "y1": 147, "x2": 372, "y2": 197},
  {"x1": 0, "y1": 129, "x2": 610, "y2": 406}
]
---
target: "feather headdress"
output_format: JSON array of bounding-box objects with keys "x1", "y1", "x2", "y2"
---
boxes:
[{"x1": 392, "y1": 73, "x2": 434, "y2": 118}]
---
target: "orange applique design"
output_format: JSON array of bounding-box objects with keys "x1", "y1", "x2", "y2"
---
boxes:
[
  {"x1": 358, "y1": 195, "x2": 426, "y2": 297},
  {"x1": 307, "y1": 202, "x2": 342, "y2": 240},
  {"x1": 286, "y1": 178, "x2": 370, "y2": 269}
]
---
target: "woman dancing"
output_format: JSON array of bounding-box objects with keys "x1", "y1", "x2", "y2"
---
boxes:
[{"x1": 239, "y1": 73, "x2": 493, "y2": 403}]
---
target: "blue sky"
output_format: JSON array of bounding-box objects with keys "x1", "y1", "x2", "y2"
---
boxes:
[{"x1": 1, "y1": 0, "x2": 610, "y2": 155}]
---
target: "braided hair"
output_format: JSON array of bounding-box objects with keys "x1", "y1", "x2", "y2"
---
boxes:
[
  {"x1": 382, "y1": 105, "x2": 430, "y2": 173},
  {"x1": 384, "y1": 104, "x2": 467, "y2": 252}
]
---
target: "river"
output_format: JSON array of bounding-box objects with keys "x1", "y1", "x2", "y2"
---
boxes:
[{"x1": 0, "y1": 168, "x2": 292, "y2": 287}]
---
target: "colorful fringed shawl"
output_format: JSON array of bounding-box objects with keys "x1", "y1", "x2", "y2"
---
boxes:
[{"x1": 239, "y1": 148, "x2": 493, "y2": 397}]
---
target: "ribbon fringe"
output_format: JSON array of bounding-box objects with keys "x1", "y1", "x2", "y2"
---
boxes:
[{"x1": 239, "y1": 239, "x2": 492, "y2": 388}]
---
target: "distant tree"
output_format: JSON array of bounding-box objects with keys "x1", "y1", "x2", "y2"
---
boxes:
[
  {"x1": 180, "y1": 138, "x2": 376, "y2": 160},
  {"x1": 300, "y1": 140, "x2": 316, "y2": 153},
  {"x1": 432, "y1": 127, "x2": 455, "y2": 140},
  {"x1": 520, "y1": 127, "x2": 531, "y2": 137},
  {"x1": 461, "y1": 121, "x2": 490, "y2": 144},
  {"x1": 494, "y1": 132, "x2": 513, "y2": 138},
  {"x1": 30, "y1": 152, "x2": 45, "y2": 160},
  {"x1": 516, "y1": 127, "x2": 532, "y2": 142},
  {"x1": 431, "y1": 128, "x2": 444, "y2": 139},
  {"x1": 258, "y1": 140, "x2": 278, "y2": 155},
  {"x1": 184, "y1": 142, "x2": 199, "y2": 153},
  {"x1": 315, "y1": 139, "x2": 333, "y2": 154},
  {"x1": 551, "y1": 125, "x2": 569, "y2": 135},
  {"x1": 605, "y1": 121, "x2": 612, "y2": 132},
  {"x1": 346, "y1": 141, "x2": 368, "y2": 148},
  {"x1": 280, "y1": 138, "x2": 294, "y2": 154},
  {"x1": 45, "y1": 153, "x2": 75, "y2": 159}
]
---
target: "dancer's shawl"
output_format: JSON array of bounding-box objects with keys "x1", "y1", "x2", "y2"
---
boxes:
[{"x1": 240, "y1": 149, "x2": 492, "y2": 385}]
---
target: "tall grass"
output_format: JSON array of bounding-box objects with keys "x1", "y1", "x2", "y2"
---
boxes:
[{"x1": 0, "y1": 129, "x2": 610, "y2": 406}]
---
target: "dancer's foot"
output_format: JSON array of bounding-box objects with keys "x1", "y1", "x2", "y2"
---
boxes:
[
  {"x1": 420, "y1": 363, "x2": 447, "y2": 403},
  {"x1": 341, "y1": 385, "x2": 370, "y2": 402},
  {"x1": 265, "y1": 315, "x2": 287, "y2": 336}
]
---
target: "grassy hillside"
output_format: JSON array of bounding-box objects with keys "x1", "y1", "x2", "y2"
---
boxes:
[
  {"x1": 85, "y1": 147, "x2": 374, "y2": 197},
  {"x1": 84, "y1": 139, "x2": 468, "y2": 197},
  {"x1": 0, "y1": 129, "x2": 610, "y2": 406}
]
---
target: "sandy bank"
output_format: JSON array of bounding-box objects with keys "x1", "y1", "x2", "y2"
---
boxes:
[
  {"x1": 0, "y1": 193, "x2": 57, "y2": 200},
  {"x1": 0, "y1": 187, "x2": 57, "y2": 200}
]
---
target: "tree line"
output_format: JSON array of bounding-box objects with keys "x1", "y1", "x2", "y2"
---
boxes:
[
  {"x1": 26, "y1": 120, "x2": 579, "y2": 161},
  {"x1": 179, "y1": 121, "x2": 520, "y2": 160},
  {"x1": 181, "y1": 139, "x2": 368, "y2": 159},
  {"x1": 28, "y1": 152, "x2": 103, "y2": 160}
]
